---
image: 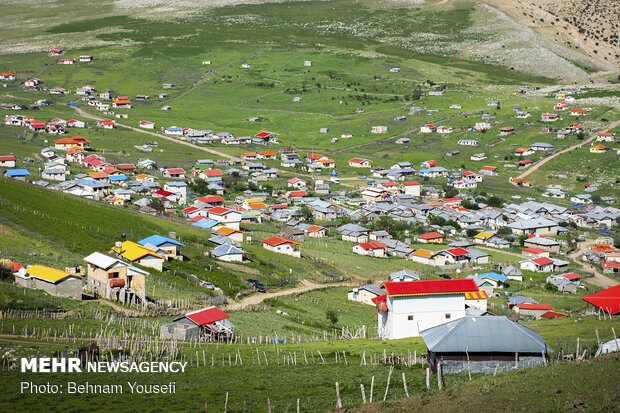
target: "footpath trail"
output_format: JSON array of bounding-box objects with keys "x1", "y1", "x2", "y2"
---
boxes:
[
  {"x1": 515, "y1": 120, "x2": 620, "y2": 180},
  {"x1": 569, "y1": 239, "x2": 619, "y2": 289},
  {"x1": 72, "y1": 106, "x2": 235, "y2": 160},
  {"x1": 225, "y1": 279, "x2": 355, "y2": 310}
]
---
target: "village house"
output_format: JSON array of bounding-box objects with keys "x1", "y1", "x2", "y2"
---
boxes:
[
  {"x1": 162, "y1": 168, "x2": 185, "y2": 179},
  {"x1": 352, "y1": 242, "x2": 388, "y2": 258},
  {"x1": 0, "y1": 72, "x2": 15, "y2": 80},
  {"x1": 96, "y1": 120, "x2": 115, "y2": 129},
  {"x1": 514, "y1": 303, "x2": 553, "y2": 318},
  {"x1": 596, "y1": 132, "x2": 615, "y2": 142},
  {"x1": 0, "y1": 155, "x2": 16, "y2": 168},
  {"x1": 262, "y1": 236, "x2": 301, "y2": 257},
  {"x1": 541, "y1": 113, "x2": 559, "y2": 122},
  {"x1": 349, "y1": 158, "x2": 371, "y2": 167},
  {"x1": 210, "y1": 244, "x2": 245, "y2": 262},
  {"x1": 4, "y1": 169, "x2": 30, "y2": 181},
  {"x1": 375, "y1": 279, "x2": 479, "y2": 339},
  {"x1": 15, "y1": 265, "x2": 83, "y2": 299},
  {"x1": 112, "y1": 241, "x2": 165, "y2": 271},
  {"x1": 138, "y1": 235, "x2": 185, "y2": 260},
  {"x1": 402, "y1": 181, "x2": 421, "y2": 197},
  {"x1": 348, "y1": 283, "x2": 384, "y2": 306},
  {"x1": 416, "y1": 232, "x2": 444, "y2": 244},
  {"x1": 54, "y1": 136, "x2": 91, "y2": 150},
  {"x1": 570, "y1": 109, "x2": 589, "y2": 116},
  {"x1": 83, "y1": 252, "x2": 148, "y2": 304},
  {"x1": 420, "y1": 124, "x2": 436, "y2": 133},
  {"x1": 207, "y1": 207, "x2": 242, "y2": 230}
]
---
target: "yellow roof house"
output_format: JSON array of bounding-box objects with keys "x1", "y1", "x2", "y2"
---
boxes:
[
  {"x1": 112, "y1": 241, "x2": 165, "y2": 271},
  {"x1": 26, "y1": 265, "x2": 82, "y2": 284}
]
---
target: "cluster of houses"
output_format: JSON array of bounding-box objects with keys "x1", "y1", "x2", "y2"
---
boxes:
[{"x1": 12, "y1": 233, "x2": 184, "y2": 305}]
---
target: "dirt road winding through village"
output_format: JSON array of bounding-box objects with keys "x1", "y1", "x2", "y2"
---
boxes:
[
  {"x1": 569, "y1": 239, "x2": 619, "y2": 288},
  {"x1": 224, "y1": 279, "x2": 355, "y2": 311},
  {"x1": 515, "y1": 120, "x2": 620, "y2": 180},
  {"x1": 72, "y1": 107, "x2": 235, "y2": 160}
]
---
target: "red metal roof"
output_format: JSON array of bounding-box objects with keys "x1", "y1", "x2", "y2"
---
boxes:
[
  {"x1": 262, "y1": 236, "x2": 300, "y2": 247},
  {"x1": 381, "y1": 279, "x2": 478, "y2": 296},
  {"x1": 602, "y1": 262, "x2": 620, "y2": 269},
  {"x1": 203, "y1": 169, "x2": 223, "y2": 176},
  {"x1": 522, "y1": 247, "x2": 548, "y2": 254},
  {"x1": 185, "y1": 306, "x2": 230, "y2": 326},
  {"x1": 349, "y1": 158, "x2": 367, "y2": 163},
  {"x1": 0, "y1": 155, "x2": 16, "y2": 161},
  {"x1": 417, "y1": 231, "x2": 443, "y2": 240},
  {"x1": 288, "y1": 190, "x2": 307, "y2": 197},
  {"x1": 255, "y1": 131, "x2": 273, "y2": 138},
  {"x1": 582, "y1": 285, "x2": 620, "y2": 314},
  {"x1": 561, "y1": 273, "x2": 581, "y2": 281},
  {"x1": 197, "y1": 195, "x2": 224, "y2": 204},
  {"x1": 517, "y1": 303, "x2": 553, "y2": 310},
  {"x1": 532, "y1": 257, "x2": 554, "y2": 266},
  {"x1": 371, "y1": 294, "x2": 387, "y2": 304},
  {"x1": 445, "y1": 248, "x2": 469, "y2": 256},
  {"x1": 357, "y1": 242, "x2": 388, "y2": 250},
  {"x1": 166, "y1": 168, "x2": 185, "y2": 174},
  {"x1": 403, "y1": 181, "x2": 420, "y2": 186},
  {"x1": 208, "y1": 206, "x2": 232, "y2": 215},
  {"x1": 540, "y1": 310, "x2": 568, "y2": 318}
]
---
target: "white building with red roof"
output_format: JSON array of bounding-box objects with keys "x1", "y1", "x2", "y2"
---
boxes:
[
  {"x1": 207, "y1": 207, "x2": 241, "y2": 230},
  {"x1": 262, "y1": 236, "x2": 301, "y2": 257},
  {"x1": 348, "y1": 158, "x2": 371, "y2": 167},
  {"x1": 374, "y1": 279, "x2": 480, "y2": 339},
  {"x1": 352, "y1": 242, "x2": 388, "y2": 257}
]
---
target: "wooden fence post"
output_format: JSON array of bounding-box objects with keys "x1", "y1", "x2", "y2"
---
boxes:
[
  {"x1": 335, "y1": 382, "x2": 342, "y2": 410},
  {"x1": 402, "y1": 372, "x2": 409, "y2": 398},
  {"x1": 425, "y1": 368, "x2": 430, "y2": 389},
  {"x1": 437, "y1": 362, "x2": 443, "y2": 390},
  {"x1": 369, "y1": 376, "x2": 374, "y2": 403},
  {"x1": 383, "y1": 365, "x2": 394, "y2": 401},
  {"x1": 360, "y1": 383, "x2": 366, "y2": 404}
]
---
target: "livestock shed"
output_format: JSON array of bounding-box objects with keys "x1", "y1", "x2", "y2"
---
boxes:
[
  {"x1": 421, "y1": 316, "x2": 553, "y2": 374},
  {"x1": 582, "y1": 285, "x2": 620, "y2": 315},
  {"x1": 170, "y1": 306, "x2": 234, "y2": 341}
]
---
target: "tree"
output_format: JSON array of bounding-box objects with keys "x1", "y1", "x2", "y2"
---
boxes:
[
  {"x1": 461, "y1": 200, "x2": 480, "y2": 210},
  {"x1": 486, "y1": 196, "x2": 505, "y2": 208},
  {"x1": 497, "y1": 227, "x2": 512, "y2": 236},
  {"x1": 298, "y1": 205, "x2": 314, "y2": 222},
  {"x1": 326, "y1": 310, "x2": 338, "y2": 325},
  {"x1": 466, "y1": 228, "x2": 478, "y2": 238},
  {"x1": 429, "y1": 215, "x2": 447, "y2": 226},
  {"x1": 148, "y1": 198, "x2": 165, "y2": 212}
]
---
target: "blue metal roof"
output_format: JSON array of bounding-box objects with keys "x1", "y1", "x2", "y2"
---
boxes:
[
  {"x1": 6, "y1": 169, "x2": 29, "y2": 176},
  {"x1": 192, "y1": 219, "x2": 219, "y2": 229},
  {"x1": 480, "y1": 272, "x2": 508, "y2": 282},
  {"x1": 138, "y1": 235, "x2": 185, "y2": 247}
]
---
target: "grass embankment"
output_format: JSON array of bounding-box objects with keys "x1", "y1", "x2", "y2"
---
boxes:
[{"x1": 354, "y1": 352, "x2": 620, "y2": 412}]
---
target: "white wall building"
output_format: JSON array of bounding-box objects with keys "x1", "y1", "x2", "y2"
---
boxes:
[{"x1": 375, "y1": 279, "x2": 479, "y2": 339}]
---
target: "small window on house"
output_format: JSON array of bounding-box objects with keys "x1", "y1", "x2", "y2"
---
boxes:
[
  {"x1": 445, "y1": 313, "x2": 451, "y2": 319},
  {"x1": 408, "y1": 315, "x2": 414, "y2": 321}
]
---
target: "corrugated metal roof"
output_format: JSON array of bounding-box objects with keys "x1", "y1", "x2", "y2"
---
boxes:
[{"x1": 421, "y1": 316, "x2": 553, "y2": 353}]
